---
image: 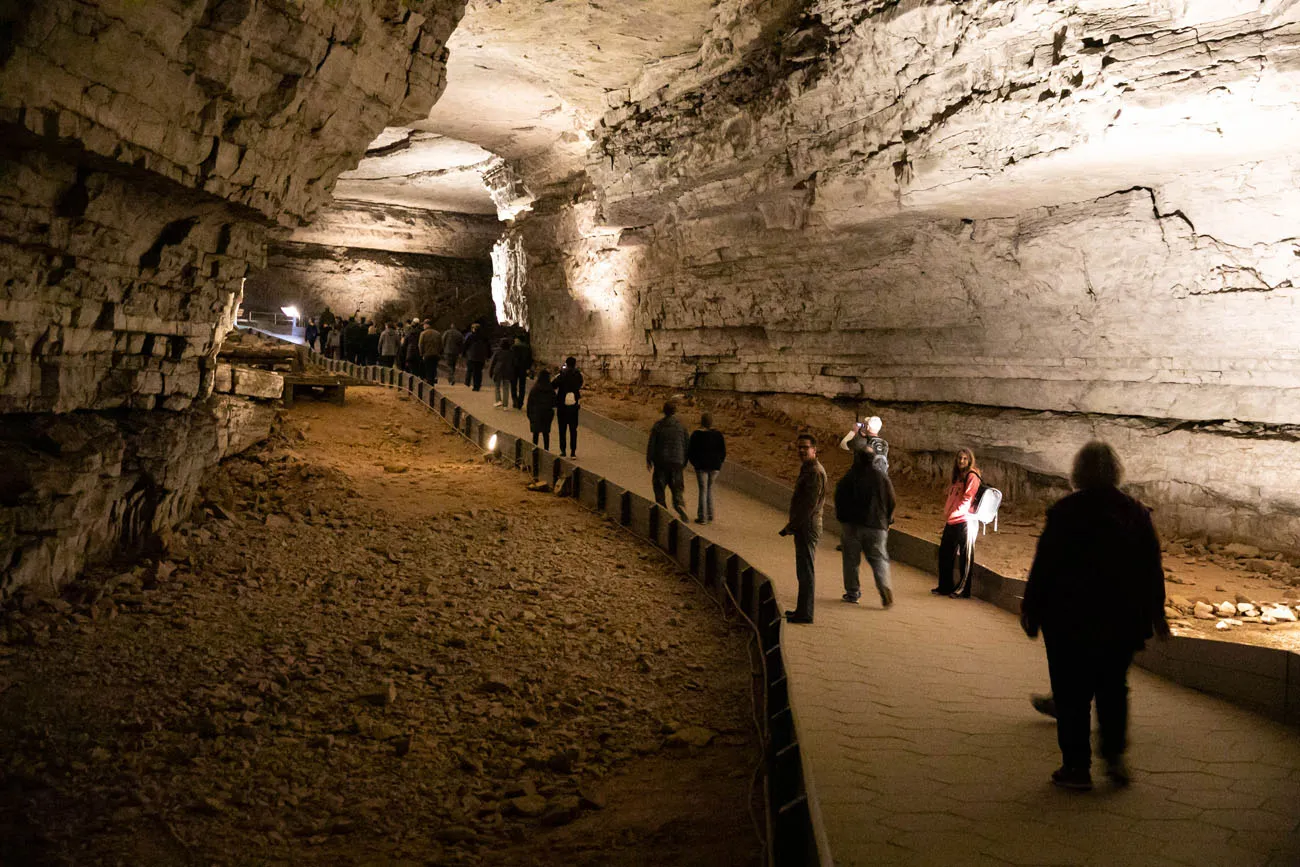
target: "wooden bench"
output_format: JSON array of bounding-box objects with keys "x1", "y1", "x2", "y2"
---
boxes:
[{"x1": 282, "y1": 374, "x2": 346, "y2": 407}]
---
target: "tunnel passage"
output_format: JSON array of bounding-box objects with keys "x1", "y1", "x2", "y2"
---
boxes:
[{"x1": 3, "y1": 0, "x2": 1300, "y2": 672}]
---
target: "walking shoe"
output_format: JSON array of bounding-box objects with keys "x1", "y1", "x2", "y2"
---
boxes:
[
  {"x1": 841, "y1": 593, "x2": 860, "y2": 604},
  {"x1": 880, "y1": 588, "x2": 894, "y2": 609},
  {"x1": 783, "y1": 610, "x2": 813, "y2": 624},
  {"x1": 675, "y1": 505, "x2": 690, "y2": 522},
  {"x1": 1051, "y1": 766, "x2": 1093, "y2": 791},
  {"x1": 930, "y1": 588, "x2": 946, "y2": 595},
  {"x1": 1030, "y1": 694, "x2": 1057, "y2": 719},
  {"x1": 1105, "y1": 758, "x2": 1131, "y2": 788}
]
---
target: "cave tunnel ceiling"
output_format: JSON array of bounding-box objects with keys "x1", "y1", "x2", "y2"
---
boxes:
[{"x1": 333, "y1": 0, "x2": 721, "y2": 215}]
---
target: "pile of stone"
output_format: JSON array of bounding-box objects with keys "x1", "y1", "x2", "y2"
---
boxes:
[
  {"x1": 1163, "y1": 540, "x2": 1300, "y2": 588},
  {"x1": 1166, "y1": 594, "x2": 1300, "y2": 631},
  {"x1": 0, "y1": 429, "x2": 759, "y2": 863}
]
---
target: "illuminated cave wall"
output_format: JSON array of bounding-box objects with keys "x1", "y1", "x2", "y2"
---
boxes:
[{"x1": 520, "y1": 1, "x2": 1300, "y2": 551}]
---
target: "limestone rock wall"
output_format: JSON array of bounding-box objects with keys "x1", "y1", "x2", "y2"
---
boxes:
[
  {"x1": 520, "y1": 0, "x2": 1300, "y2": 552},
  {"x1": 0, "y1": 0, "x2": 465, "y2": 597},
  {"x1": 1, "y1": 0, "x2": 465, "y2": 413},
  {"x1": 287, "y1": 201, "x2": 500, "y2": 258},
  {"x1": 0, "y1": 395, "x2": 278, "y2": 599},
  {"x1": 243, "y1": 241, "x2": 494, "y2": 327}
]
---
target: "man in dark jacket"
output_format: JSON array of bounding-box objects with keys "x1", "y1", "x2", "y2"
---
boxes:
[
  {"x1": 835, "y1": 450, "x2": 896, "y2": 608},
  {"x1": 646, "y1": 401, "x2": 691, "y2": 522},
  {"x1": 552, "y1": 357, "x2": 583, "y2": 458},
  {"x1": 687, "y1": 413, "x2": 726, "y2": 524},
  {"x1": 402, "y1": 323, "x2": 422, "y2": 372},
  {"x1": 780, "y1": 433, "x2": 826, "y2": 624},
  {"x1": 1021, "y1": 441, "x2": 1169, "y2": 792},
  {"x1": 509, "y1": 336, "x2": 533, "y2": 409},
  {"x1": 463, "y1": 323, "x2": 490, "y2": 390},
  {"x1": 442, "y1": 323, "x2": 464, "y2": 382}
]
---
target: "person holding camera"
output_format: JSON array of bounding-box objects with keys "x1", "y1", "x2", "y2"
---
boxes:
[{"x1": 839, "y1": 415, "x2": 889, "y2": 474}]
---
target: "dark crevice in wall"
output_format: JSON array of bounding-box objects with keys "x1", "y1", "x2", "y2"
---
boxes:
[{"x1": 0, "y1": 121, "x2": 275, "y2": 227}]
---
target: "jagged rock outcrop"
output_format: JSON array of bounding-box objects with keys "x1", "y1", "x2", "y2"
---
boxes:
[
  {"x1": 0, "y1": 395, "x2": 278, "y2": 598},
  {"x1": 0, "y1": 0, "x2": 466, "y2": 596},
  {"x1": 1, "y1": 0, "x2": 465, "y2": 414},
  {"x1": 513, "y1": 0, "x2": 1300, "y2": 552}
]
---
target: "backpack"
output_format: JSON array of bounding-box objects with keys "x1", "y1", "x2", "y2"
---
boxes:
[{"x1": 973, "y1": 481, "x2": 1002, "y2": 534}]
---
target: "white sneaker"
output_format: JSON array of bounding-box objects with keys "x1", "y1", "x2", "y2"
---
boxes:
[{"x1": 493, "y1": 401, "x2": 503, "y2": 407}]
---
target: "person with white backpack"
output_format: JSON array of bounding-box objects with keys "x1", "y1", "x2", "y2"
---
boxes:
[
  {"x1": 934, "y1": 448, "x2": 982, "y2": 599},
  {"x1": 552, "y1": 356, "x2": 584, "y2": 458}
]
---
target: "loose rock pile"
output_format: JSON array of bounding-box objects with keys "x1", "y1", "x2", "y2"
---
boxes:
[
  {"x1": 1167, "y1": 594, "x2": 1300, "y2": 632},
  {"x1": 0, "y1": 419, "x2": 761, "y2": 865}
]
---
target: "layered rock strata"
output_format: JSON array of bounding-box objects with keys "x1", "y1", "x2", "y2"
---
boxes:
[
  {"x1": 0, "y1": 394, "x2": 278, "y2": 599},
  {"x1": 1, "y1": 0, "x2": 464, "y2": 413},
  {"x1": 0, "y1": 0, "x2": 466, "y2": 596},
  {"x1": 242, "y1": 241, "x2": 493, "y2": 327},
  {"x1": 515, "y1": 1, "x2": 1300, "y2": 552}
]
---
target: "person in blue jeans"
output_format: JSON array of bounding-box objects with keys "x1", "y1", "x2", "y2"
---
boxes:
[
  {"x1": 687, "y1": 413, "x2": 726, "y2": 524},
  {"x1": 835, "y1": 449, "x2": 896, "y2": 608}
]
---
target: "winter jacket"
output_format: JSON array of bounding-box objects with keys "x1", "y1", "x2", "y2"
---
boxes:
[
  {"x1": 418, "y1": 328, "x2": 442, "y2": 357},
  {"x1": 465, "y1": 330, "x2": 491, "y2": 363},
  {"x1": 834, "y1": 459, "x2": 896, "y2": 530},
  {"x1": 442, "y1": 328, "x2": 465, "y2": 357},
  {"x1": 687, "y1": 429, "x2": 726, "y2": 472},
  {"x1": 647, "y1": 415, "x2": 690, "y2": 468},
  {"x1": 378, "y1": 328, "x2": 401, "y2": 357},
  {"x1": 403, "y1": 330, "x2": 422, "y2": 364},
  {"x1": 552, "y1": 367, "x2": 583, "y2": 408},
  {"x1": 526, "y1": 380, "x2": 556, "y2": 432},
  {"x1": 1022, "y1": 487, "x2": 1167, "y2": 650},
  {"x1": 783, "y1": 460, "x2": 827, "y2": 536},
  {"x1": 509, "y1": 340, "x2": 533, "y2": 375},
  {"x1": 305, "y1": 324, "x2": 319, "y2": 344},
  {"x1": 489, "y1": 347, "x2": 516, "y2": 381}
]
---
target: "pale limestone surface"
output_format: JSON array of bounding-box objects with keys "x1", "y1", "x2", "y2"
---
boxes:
[
  {"x1": 504, "y1": 0, "x2": 1300, "y2": 554},
  {"x1": 241, "y1": 241, "x2": 492, "y2": 326}
]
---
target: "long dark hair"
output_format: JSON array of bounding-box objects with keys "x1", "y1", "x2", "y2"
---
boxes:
[
  {"x1": 950, "y1": 448, "x2": 979, "y2": 484},
  {"x1": 530, "y1": 370, "x2": 552, "y2": 392}
]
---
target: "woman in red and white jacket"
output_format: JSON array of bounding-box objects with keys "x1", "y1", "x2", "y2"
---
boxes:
[{"x1": 934, "y1": 448, "x2": 981, "y2": 598}]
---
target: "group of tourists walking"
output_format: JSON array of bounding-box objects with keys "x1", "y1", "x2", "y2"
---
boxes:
[
  {"x1": 779, "y1": 418, "x2": 1168, "y2": 791},
  {"x1": 646, "y1": 402, "x2": 727, "y2": 524},
  {"x1": 309, "y1": 308, "x2": 1165, "y2": 791}
]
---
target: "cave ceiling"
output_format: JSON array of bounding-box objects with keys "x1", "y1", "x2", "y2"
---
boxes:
[{"x1": 328, "y1": 0, "x2": 720, "y2": 219}]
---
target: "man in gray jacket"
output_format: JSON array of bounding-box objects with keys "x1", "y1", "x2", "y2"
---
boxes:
[
  {"x1": 646, "y1": 401, "x2": 691, "y2": 522},
  {"x1": 441, "y1": 323, "x2": 464, "y2": 383}
]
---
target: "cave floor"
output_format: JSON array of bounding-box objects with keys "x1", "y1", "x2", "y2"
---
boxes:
[
  {"x1": 581, "y1": 381, "x2": 1300, "y2": 655},
  {"x1": 0, "y1": 387, "x2": 762, "y2": 866},
  {"x1": 442, "y1": 376, "x2": 1300, "y2": 867}
]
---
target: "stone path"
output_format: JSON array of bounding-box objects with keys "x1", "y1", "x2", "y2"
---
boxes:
[{"x1": 419, "y1": 380, "x2": 1300, "y2": 866}]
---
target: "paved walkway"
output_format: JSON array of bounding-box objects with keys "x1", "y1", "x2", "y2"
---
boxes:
[{"x1": 425, "y1": 380, "x2": 1300, "y2": 866}]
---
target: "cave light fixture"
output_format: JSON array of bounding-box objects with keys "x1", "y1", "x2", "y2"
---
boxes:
[
  {"x1": 487, "y1": 433, "x2": 499, "y2": 452},
  {"x1": 280, "y1": 305, "x2": 301, "y2": 323}
]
